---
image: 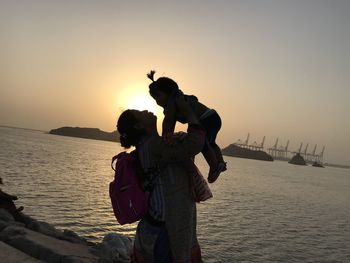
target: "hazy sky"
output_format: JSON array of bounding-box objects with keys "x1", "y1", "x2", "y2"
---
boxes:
[{"x1": 1, "y1": 0, "x2": 350, "y2": 165}]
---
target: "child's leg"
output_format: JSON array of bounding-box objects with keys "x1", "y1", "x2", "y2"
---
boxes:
[
  {"x1": 206, "y1": 142, "x2": 227, "y2": 183},
  {"x1": 199, "y1": 110, "x2": 225, "y2": 182},
  {"x1": 212, "y1": 143, "x2": 226, "y2": 165},
  {"x1": 201, "y1": 143, "x2": 219, "y2": 173}
]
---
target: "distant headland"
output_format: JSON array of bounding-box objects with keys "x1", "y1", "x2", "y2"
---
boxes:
[{"x1": 49, "y1": 127, "x2": 119, "y2": 143}]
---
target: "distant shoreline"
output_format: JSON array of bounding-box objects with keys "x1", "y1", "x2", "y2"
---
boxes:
[
  {"x1": 2, "y1": 125, "x2": 350, "y2": 168},
  {"x1": 0, "y1": 125, "x2": 47, "y2": 133},
  {"x1": 325, "y1": 163, "x2": 350, "y2": 169},
  {"x1": 49, "y1": 126, "x2": 119, "y2": 143}
]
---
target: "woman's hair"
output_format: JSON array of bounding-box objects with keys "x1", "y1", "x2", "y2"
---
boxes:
[
  {"x1": 117, "y1": 110, "x2": 145, "y2": 148},
  {"x1": 147, "y1": 70, "x2": 180, "y2": 97}
]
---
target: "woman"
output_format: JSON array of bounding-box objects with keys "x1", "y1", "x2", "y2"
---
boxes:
[{"x1": 117, "y1": 96, "x2": 208, "y2": 262}]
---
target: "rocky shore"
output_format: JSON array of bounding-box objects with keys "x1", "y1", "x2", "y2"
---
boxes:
[{"x1": 0, "y1": 209, "x2": 132, "y2": 263}]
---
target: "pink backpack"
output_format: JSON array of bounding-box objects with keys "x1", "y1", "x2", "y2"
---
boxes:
[{"x1": 109, "y1": 150, "x2": 149, "y2": 225}]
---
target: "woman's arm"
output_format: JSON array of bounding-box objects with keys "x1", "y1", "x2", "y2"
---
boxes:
[
  {"x1": 162, "y1": 100, "x2": 177, "y2": 137},
  {"x1": 162, "y1": 114, "x2": 177, "y2": 137},
  {"x1": 151, "y1": 124, "x2": 206, "y2": 163}
]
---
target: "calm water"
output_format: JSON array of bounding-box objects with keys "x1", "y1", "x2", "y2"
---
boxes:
[{"x1": 1, "y1": 127, "x2": 349, "y2": 262}]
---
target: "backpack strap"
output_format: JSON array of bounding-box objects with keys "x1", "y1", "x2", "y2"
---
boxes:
[
  {"x1": 111, "y1": 152, "x2": 127, "y2": 171},
  {"x1": 111, "y1": 155, "x2": 118, "y2": 171}
]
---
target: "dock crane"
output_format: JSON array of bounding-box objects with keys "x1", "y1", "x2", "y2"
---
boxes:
[
  {"x1": 244, "y1": 133, "x2": 250, "y2": 147},
  {"x1": 259, "y1": 136, "x2": 266, "y2": 150},
  {"x1": 298, "y1": 142, "x2": 303, "y2": 154},
  {"x1": 268, "y1": 137, "x2": 279, "y2": 157},
  {"x1": 273, "y1": 138, "x2": 279, "y2": 150},
  {"x1": 303, "y1": 143, "x2": 309, "y2": 156},
  {"x1": 282, "y1": 140, "x2": 290, "y2": 159},
  {"x1": 311, "y1": 144, "x2": 317, "y2": 155},
  {"x1": 303, "y1": 143, "x2": 309, "y2": 161},
  {"x1": 311, "y1": 144, "x2": 317, "y2": 162},
  {"x1": 285, "y1": 140, "x2": 290, "y2": 152},
  {"x1": 316, "y1": 146, "x2": 325, "y2": 163}
]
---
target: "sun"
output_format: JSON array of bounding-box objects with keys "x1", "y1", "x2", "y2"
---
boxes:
[
  {"x1": 127, "y1": 94, "x2": 158, "y2": 113},
  {"x1": 115, "y1": 84, "x2": 161, "y2": 114}
]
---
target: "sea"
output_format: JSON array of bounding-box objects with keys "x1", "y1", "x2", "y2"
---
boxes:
[{"x1": 1, "y1": 126, "x2": 349, "y2": 263}]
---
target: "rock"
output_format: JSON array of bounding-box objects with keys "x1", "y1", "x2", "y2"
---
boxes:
[
  {"x1": 1, "y1": 225, "x2": 99, "y2": 262},
  {"x1": 63, "y1": 229, "x2": 90, "y2": 245},
  {"x1": 27, "y1": 220, "x2": 62, "y2": 236},
  {"x1": 27, "y1": 219, "x2": 91, "y2": 246},
  {"x1": 0, "y1": 210, "x2": 27, "y2": 232},
  {"x1": 0, "y1": 219, "x2": 25, "y2": 232},
  {"x1": 0, "y1": 208, "x2": 15, "y2": 222},
  {"x1": 0, "y1": 219, "x2": 8, "y2": 231},
  {"x1": 0, "y1": 241, "x2": 43, "y2": 263},
  {"x1": 0, "y1": 210, "x2": 132, "y2": 262},
  {"x1": 0, "y1": 225, "x2": 26, "y2": 242},
  {"x1": 16, "y1": 212, "x2": 36, "y2": 226},
  {"x1": 99, "y1": 233, "x2": 132, "y2": 263}
]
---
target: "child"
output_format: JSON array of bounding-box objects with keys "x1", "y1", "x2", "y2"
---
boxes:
[{"x1": 147, "y1": 70, "x2": 226, "y2": 183}]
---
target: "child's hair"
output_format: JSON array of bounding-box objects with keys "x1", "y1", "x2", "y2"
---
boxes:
[
  {"x1": 117, "y1": 110, "x2": 146, "y2": 148},
  {"x1": 147, "y1": 70, "x2": 180, "y2": 97}
]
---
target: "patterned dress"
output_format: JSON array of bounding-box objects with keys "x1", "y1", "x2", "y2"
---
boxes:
[{"x1": 132, "y1": 125, "x2": 211, "y2": 263}]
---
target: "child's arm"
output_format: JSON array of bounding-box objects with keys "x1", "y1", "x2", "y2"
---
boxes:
[{"x1": 162, "y1": 100, "x2": 177, "y2": 137}]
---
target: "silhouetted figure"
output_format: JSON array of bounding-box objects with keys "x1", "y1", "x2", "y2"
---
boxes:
[
  {"x1": 147, "y1": 70, "x2": 227, "y2": 183},
  {"x1": 116, "y1": 96, "x2": 209, "y2": 262},
  {"x1": 0, "y1": 177, "x2": 24, "y2": 220}
]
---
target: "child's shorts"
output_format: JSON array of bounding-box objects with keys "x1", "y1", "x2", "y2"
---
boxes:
[{"x1": 199, "y1": 109, "x2": 222, "y2": 151}]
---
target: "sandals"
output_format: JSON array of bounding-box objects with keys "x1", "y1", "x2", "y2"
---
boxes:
[{"x1": 208, "y1": 162, "x2": 227, "y2": 183}]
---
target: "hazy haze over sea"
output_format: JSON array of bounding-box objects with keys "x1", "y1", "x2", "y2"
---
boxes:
[{"x1": 1, "y1": 127, "x2": 349, "y2": 262}]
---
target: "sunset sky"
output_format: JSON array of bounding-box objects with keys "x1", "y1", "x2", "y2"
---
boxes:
[{"x1": 1, "y1": 0, "x2": 350, "y2": 165}]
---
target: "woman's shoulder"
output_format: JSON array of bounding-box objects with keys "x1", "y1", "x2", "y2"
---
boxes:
[{"x1": 139, "y1": 135, "x2": 162, "y2": 152}]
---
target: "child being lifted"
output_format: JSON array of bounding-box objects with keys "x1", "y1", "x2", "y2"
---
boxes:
[{"x1": 147, "y1": 70, "x2": 227, "y2": 183}]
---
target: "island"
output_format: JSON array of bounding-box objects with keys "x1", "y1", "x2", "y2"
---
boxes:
[
  {"x1": 49, "y1": 127, "x2": 119, "y2": 143},
  {"x1": 288, "y1": 153, "x2": 307, "y2": 165},
  {"x1": 221, "y1": 144, "x2": 274, "y2": 161}
]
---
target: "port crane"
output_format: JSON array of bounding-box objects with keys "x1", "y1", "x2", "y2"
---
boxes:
[
  {"x1": 267, "y1": 138, "x2": 279, "y2": 157},
  {"x1": 232, "y1": 133, "x2": 326, "y2": 165}
]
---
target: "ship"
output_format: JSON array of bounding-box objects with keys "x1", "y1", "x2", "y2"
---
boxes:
[
  {"x1": 312, "y1": 161, "x2": 325, "y2": 168},
  {"x1": 221, "y1": 144, "x2": 273, "y2": 161}
]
